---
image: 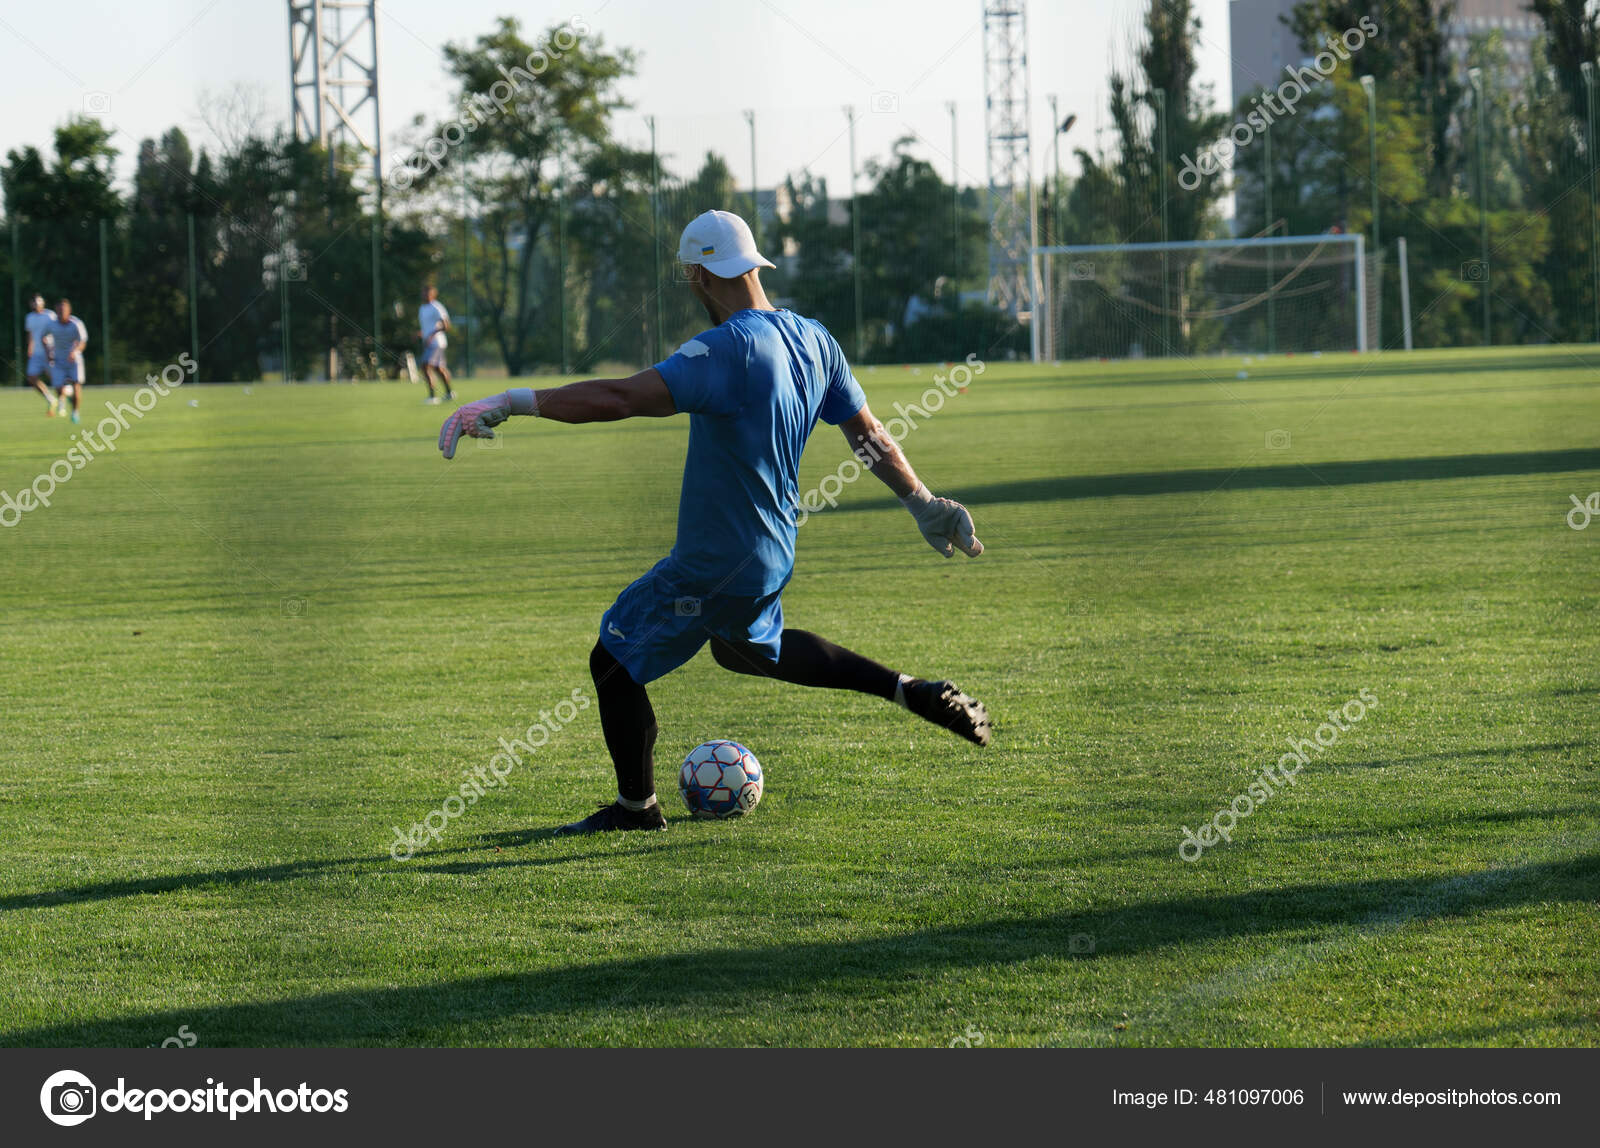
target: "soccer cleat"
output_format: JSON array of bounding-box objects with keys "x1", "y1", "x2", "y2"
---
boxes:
[
  {"x1": 904, "y1": 679, "x2": 992, "y2": 746},
  {"x1": 446, "y1": 390, "x2": 458, "y2": 402},
  {"x1": 69, "y1": 408, "x2": 80, "y2": 424},
  {"x1": 424, "y1": 395, "x2": 442, "y2": 405},
  {"x1": 554, "y1": 800, "x2": 667, "y2": 837}
]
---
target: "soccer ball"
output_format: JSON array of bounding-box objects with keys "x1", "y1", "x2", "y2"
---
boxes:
[{"x1": 678, "y1": 740, "x2": 763, "y2": 819}]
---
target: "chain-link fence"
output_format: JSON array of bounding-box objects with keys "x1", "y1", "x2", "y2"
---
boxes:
[{"x1": 7, "y1": 42, "x2": 1600, "y2": 381}]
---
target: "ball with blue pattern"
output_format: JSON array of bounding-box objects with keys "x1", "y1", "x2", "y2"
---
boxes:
[{"x1": 678, "y1": 740, "x2": 763, "y2": 819}]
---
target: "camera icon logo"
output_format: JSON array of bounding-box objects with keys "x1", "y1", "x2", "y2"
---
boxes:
[
  {"x1": 1067, "y1": 260, "x2": 1095, "y2": 281},
  {"x1": 869, "y1": 91, "x2": 899, "y2": 114},
  {"x1": 40, "y1": 1069, "x2": 97, "y2": 1126},
  {"x1": 280, "y1": 595, "x2": 308, "y2": 618},
  {"x1": 1265, "y1": 428, "x2": 1292, "y2": 451},
  {"x1": 282, "y1": 258, "x2": 307, "y2": 282},
  {"x1": 674, "y1": 596, "x2": 702, "y2": 617},
  {"x1": 83, "y1": 91, "x2": 112, "y2": 116},
  {"x1": 1461, "y1": 259, "x2": 1489, "y2": 282},
  {"x1": 1068, "y1": 932, "x2": 1096, "y2": 954}
]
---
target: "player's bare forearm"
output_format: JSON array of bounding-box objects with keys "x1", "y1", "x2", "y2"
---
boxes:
[
  {"x1": 531, "y1": 369, "x2": 677, "y2": 423},
  {"x1": 839, "y1": 407, "x2": 920, "y2": 498}
]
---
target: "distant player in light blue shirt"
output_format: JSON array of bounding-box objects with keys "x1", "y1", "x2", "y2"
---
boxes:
[
  {"x1": 47, "y1": 299, "x2": 89, "y2": 425},
  {"x1": 439, "y1": 210, "x2": 988, "y2": 835},
  {"x1": 416, "y1": 286, "x2": 455, "y2": 404},
  {"x1": 23, "y1": 295, "x2": 59, "y2": 415}
]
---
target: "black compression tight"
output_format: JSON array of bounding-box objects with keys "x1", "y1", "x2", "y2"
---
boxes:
[{"x1": 588, "y1": 632, "x2": 900, "y2": 801}]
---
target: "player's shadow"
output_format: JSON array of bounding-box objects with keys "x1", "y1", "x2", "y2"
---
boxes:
[
  {"x1": 823, "y1": 447, "x2": 1600, "y2": 511},
  {"x1": 5, "y1": 849, "x2": 1594, "y2": 1046},
  {"x1": 1003, "y1": 351, "x2": 1600, "y2": 389},
  {"x1": 0, "y1": 828, "x2": 689, "y2": 912}
]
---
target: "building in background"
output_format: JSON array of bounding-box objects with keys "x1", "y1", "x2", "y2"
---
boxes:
[
  {"x1": 1228, "y1": 0, "x2": 1304, "y2": 109},
  {"x1": 1229, "y1": 0, "x2": 1543, "y2": 106},
  {"x1": 1444, "y1": 0, "x2": 1541, "y2": 89}
]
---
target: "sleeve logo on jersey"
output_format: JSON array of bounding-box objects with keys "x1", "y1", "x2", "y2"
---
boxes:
[{"x1": 676, "y1": 339, "x2": 710, "y2": 358}]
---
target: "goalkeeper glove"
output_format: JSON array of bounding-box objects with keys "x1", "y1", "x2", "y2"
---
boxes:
[
  {"x1": 900, "y1": 483, "x2": 983, "y2": 558},
  {"x1": 437, "y1": 388, "x2": 537, "y2": 459}
]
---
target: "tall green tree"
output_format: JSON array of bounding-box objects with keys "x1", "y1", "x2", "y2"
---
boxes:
[{"x1": 422, "y1": 17, "x2": 647, "y2": 375}]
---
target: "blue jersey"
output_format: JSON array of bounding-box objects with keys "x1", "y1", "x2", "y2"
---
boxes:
[
  {"x1": 654, "y1": 308, "x2": 866, "y2": 596},
  {"x1": 25, "y1": 308, "x2": 56, "y2": 353}
]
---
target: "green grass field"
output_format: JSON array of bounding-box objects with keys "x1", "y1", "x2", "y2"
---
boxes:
[{"x1": 1, "y1": 347, "x2": 1597, "y2": 1047}]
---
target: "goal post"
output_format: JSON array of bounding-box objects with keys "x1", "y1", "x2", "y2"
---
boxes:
[{"x1": 1031, "y1": 233, "x2": 1370, "y2": 361}]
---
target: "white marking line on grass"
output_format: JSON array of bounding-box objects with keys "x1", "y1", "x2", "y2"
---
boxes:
[{"x1": 1048, "y1": 828, "x2": 1599, "y2": 1046}]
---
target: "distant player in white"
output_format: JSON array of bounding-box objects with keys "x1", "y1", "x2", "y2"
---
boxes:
[
  {"x1": 24, "y1": 294, "x2": 59, "y2": 415},
  {"x1": 48, "y1": 299, "x2": 88, "y2": 425},
  {"x1": 417, "y1": 286, "x2": 455, "y2": 404}
]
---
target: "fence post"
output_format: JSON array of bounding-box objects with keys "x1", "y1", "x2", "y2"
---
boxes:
[
  {"x1": 10, "y1": 218, "x2": 19, "y2": 385},
  {"x1": 1153, "y1": 88, "x2": 1170, "y2": 356},
  {"x1": 1583, "y1": 63, "x2": 1599, "y2": 345},
  {"x1": 372, "y1": 188, "x2": 383, "y2": 378},
  {"x1": 187, "y1": 212, "x2": 200, "y2": 378},
  {"x1": 98, "y1": 219, "x2": 111, "y2": 387},
  {"x1": 1397, "y1": 235, "x2": 1413, "y2": 351}
]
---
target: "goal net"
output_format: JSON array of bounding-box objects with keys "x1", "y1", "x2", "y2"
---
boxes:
[{"x1": 1032, "y1": 234, "x2": 1370, "y2": 360}]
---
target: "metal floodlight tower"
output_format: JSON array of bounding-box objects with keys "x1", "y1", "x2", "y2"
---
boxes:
[
  {"x1": 288, "y1": 0, "x2": 383, "y2": 186},
  {"x1": 288, "y1": 0, "x2": 384, "y2": 379},
  {"x1": 982, "y1": 0, "x2": 1038, "y2": 341}
]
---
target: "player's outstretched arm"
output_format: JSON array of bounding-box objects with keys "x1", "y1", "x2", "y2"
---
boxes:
[
  {"x1": 438, "y1": 368, "x2": 676, "y2": 459},
  {"x1": 837, "y1": 405, "x2": 982, "y2": 558}
]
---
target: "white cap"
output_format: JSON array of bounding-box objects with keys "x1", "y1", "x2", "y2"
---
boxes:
[{"x1": 676, "y1": 209, "x2": 775, "y2": 279}]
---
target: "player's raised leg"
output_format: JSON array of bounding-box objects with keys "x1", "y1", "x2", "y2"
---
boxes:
[{"x1": 709, "y1": 630, "x2": 992, "y2": 746}]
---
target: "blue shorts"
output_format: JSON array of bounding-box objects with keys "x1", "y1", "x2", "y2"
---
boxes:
[
  {"x1": 27, "y1": 351, "x2": 50, "y2": 378},
  {"x1": 599, "y1": 558, "x2": 786, "y2": 685},
  {"x1": 420, "y1": 341, "x2": 446, "y2": 367},
  {"x1": 52, "y1": 357, "x2": 83, "y2": 387}
]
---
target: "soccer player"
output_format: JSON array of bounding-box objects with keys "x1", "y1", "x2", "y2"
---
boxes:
[
  {"x1": 417, "y1": 285, "x2": 455, "y2": 404},
  {"x1": 24, "y1": 294, "x2": 59, "y2": 415},
  {"x1": 439, "y1": 210, "x2": 990, "y2": 836},
  {"x1": 48, "y1": 299, "x2": 88, "y2": 425}
]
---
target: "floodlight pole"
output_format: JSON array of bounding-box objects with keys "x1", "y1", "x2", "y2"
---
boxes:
[
  {"x1": 557, "y1": 126, "x2": 569, "y2": 376},
  {"x1": 1360, "y1": 76, "x2": 1378, "y2": 257},
  {"x1": 845, "y1": 104, "x2": 864, "y2": 362},
  {"x1": 744, "y1": 109, "x2": 759, "y2": 250},
  {"x1": 648, "y1": 114, "x2": 662, "y2": 364},
  {"x1": 461, "y1": 137, "x2": 472, "y2": 377}
]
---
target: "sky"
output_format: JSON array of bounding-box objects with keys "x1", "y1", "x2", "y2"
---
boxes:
[{"x1": 0, "y1": 0, "x2": 1236, "y2": 197}]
